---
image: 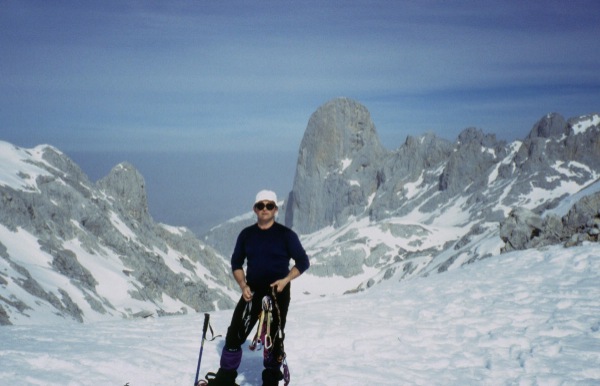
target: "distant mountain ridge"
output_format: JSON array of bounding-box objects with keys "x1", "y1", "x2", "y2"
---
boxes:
[
  {"x1": 287, "y1": 98, "x2": 600, "y2": 233},
  {"x1": 0, "y1": 143, "x2": 236, "y2": 325},
  {"x1": 280, "y1": 98, "x2": 599, "y2": 295}
]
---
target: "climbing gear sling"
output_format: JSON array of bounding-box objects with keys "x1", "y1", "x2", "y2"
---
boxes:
[{"x1": 248, "y1": 287, "x2": 290, "y2": 385}]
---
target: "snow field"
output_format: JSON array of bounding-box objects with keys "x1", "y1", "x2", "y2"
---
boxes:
[{"x1": 0, "y1": 243, "x2": 598, "y2": 385}]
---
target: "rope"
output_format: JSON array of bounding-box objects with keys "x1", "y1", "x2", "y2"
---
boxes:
[
  {"x1": 270, "y1": 287, "x2": 285, "y2": 361},
  {"x1": 271, "y1": 287, "x2": 290, "y2": 386}
]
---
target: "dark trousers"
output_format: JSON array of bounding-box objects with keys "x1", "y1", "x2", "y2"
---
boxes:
[{"x1": 220, "y1": 284, "x2": 290, "y2": 372}]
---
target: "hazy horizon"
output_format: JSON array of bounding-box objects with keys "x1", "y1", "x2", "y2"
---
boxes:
[{"x1": 66, "y1": 149, "x2": 298, "y2": 235}]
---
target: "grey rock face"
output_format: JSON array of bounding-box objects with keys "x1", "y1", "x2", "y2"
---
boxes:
[
  {"x1": 439, "y1": 128, "x2": 506, "y2": 195},
  {"x1": 97, "y1": 162, "x2": 150, "y2": 224},
  {"x1": 499, "y1": 208, "x2": 545, "y2": 251},
  {"x1": 500, "y1": 191, "x2": 600, "y2": 251},
  {"x1": 369, "y1": 133, "x2": 453, "y2": 222},
  {"x1": 285, "y1": 97, "x2": 386, "y2": 234},
  {"x1": 526, "y1": 113, "x2": 568, "y2": 139}
]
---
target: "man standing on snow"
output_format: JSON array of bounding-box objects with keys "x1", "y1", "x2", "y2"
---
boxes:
[{"x1": 204, "y1": 190, "x2": 310, "y2": 386}]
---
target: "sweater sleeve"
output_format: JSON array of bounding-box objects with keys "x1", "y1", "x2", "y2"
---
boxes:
[
  {"x1": 230, "y1": 229, "x2": 246, "y2": 271},
  {"x1": 287, "y1": 229, "x2": 310, "y2": 273}
]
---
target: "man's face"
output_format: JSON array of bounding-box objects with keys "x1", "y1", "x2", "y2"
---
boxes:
[{"x1": 254, "y1": 201, "x2": 278, "y2": 221}]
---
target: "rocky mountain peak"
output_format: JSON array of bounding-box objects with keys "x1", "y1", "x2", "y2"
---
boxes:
[
  {"x1": 457, "y1": 127, "x2": 500, "y2": 148},
  {"x1": 0, "y1": 145, "x2": 235, "y2": 325},
  {"x1": 439, "y1": 127, "x2": 506, "y2": 194},
  {"x1": 285, "y1": 97, "x2": 386, "y2": 234},
  {"x1": 97, "y1": 162, "x2": 149, "y2": 224},
  {"x1": 37, "y1": 145, "x2": 90, "y2": 184},
  {"x1": 300, "y1": 97, "x2": 384, "y2": 169},
  {"x1": 526, "y1": 112, "x2": 567, "y2": 139}
]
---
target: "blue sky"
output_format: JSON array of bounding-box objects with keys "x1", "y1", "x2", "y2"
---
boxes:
[{"x1": 1, "y1": 0, "x2": 599, "y2": 233}]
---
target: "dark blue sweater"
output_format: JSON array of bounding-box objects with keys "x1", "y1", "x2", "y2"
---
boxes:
[{"x1": 231, "y1": 222, "x2": 310, "y2": 289}]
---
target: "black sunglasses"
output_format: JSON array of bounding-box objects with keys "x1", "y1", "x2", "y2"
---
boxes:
[{"x1": 254, "y1": 202, "x2": 277, "y2": 211}]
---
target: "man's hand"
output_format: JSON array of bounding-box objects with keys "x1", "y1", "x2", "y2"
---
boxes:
[
  {"x1": 270, "y1": 277, "x2": 290, "y2": 293},
  {"x1": 271, "y1": 267, "x2": 302, "y2": 293},
  {"x1": 241, "y1": 284, "x2": 253, "y2": 301},
  {"x1": 233, "y1": 269, "x2": 253, "y2": 301}
]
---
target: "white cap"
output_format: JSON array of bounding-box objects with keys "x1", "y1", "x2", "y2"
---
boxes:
[{"x1": 255, "y1": 189, "x2": 277, "y2": 204}]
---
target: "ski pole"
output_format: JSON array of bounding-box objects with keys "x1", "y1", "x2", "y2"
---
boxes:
[{"x1": 194, "y1": 313, "x2": 210, "y2": 386}]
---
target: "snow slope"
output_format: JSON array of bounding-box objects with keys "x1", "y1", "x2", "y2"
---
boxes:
[
  {"x1": 0, "y1": 141, "x2": 237, "y2": 324},
  {"x1": 1, "y1": 243, "x2": 598, "y2": 385}
]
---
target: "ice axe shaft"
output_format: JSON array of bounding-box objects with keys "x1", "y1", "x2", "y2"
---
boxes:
[{"x1": 193, "y1": 313, "x2": 210, "y2": 386}]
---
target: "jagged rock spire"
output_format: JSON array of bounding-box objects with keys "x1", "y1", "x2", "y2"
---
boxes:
[
  {"x1": 285, "y1": 97, "x2": 386, "y2": 234},
  {"x1": 97, "y1": 162, "x2": 150, "y2": 224}
]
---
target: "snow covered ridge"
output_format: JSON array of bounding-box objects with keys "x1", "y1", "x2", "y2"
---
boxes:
[
  {"x1": 572, "y1": 113, "x2": 600, "y2": 135},
  {"x1": 0, "y1": 142, "x2": 237, "y2": 325},
  {"x1": 278, "y1": 99, "x2": 600, "y2": 296}
]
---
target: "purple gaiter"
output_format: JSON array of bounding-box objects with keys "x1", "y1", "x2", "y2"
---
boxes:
[{"x1": 220, "y1": 347, "x2": 242, "y2": 370}]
